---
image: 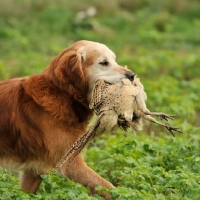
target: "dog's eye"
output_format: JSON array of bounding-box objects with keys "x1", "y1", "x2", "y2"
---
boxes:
[{"x1": 99, "y1": 60, "x2": 109, "y2": 67}]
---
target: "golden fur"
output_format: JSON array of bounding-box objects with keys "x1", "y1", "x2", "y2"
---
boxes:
[{"x1": 0, "y1": 40, "x2": 134, "y2": 199}]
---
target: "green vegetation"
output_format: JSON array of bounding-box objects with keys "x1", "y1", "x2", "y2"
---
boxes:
[{"x1": 0, "y1": 0, "x2": 200, "y2": 199}]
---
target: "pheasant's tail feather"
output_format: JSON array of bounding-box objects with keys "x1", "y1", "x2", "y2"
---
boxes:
[{"x1": 54, "y1": 114, "x2": 104, "y2": 171}]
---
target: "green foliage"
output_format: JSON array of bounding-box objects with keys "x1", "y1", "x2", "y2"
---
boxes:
[
  {"x1": 87, "y1": 133, "x2": 200, "y2": 199},
  {"x1": 0, "y1": 0, "x2": 200, "y2": 199},
  {"x1": 1, "y1": 133, "x2": 200, "y2": 199}
]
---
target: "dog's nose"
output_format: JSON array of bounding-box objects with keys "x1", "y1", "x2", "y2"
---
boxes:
[{"x1": 125, "y1": 71, "x2": 135, "y2": 81}]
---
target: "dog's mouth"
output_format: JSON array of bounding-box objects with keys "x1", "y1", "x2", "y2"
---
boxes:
[
  {"x1": 95, "y1": 75, "x2": 123, "y2": 84},
  {"x1": 96, "y1": 74, "x2": 137, "y2": 85}
]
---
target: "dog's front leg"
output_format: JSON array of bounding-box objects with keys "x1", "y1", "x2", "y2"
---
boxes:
[
  {"x1": 59, "y1": 155, "x2": 114, "y2": 199},
  {"x1": 20, "y1": 170, "x2": 43, "y2": 193}
]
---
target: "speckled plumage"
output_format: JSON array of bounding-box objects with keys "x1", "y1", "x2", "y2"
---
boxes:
[
  {"x1": 89, "y1": 77, "x2": 148, "y2": 132},
  {"x1": 55, "y1": 77, "x2": 181, "y2": 170}
]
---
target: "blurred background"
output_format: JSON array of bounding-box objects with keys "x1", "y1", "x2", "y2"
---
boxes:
[
  {"x1": 0, "y1": 1, "x2": 200, "y2": 199},
  {"x1": 0, "y1": 0, "x2": 199, "y2": 134}
]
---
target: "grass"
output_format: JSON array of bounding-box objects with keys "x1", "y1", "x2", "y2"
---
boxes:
[{"x1": 0, "y1": 0, "x2": 200, "y2": 199}]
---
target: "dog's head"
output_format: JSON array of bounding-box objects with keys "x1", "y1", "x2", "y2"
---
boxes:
[{"x1": 46, "y1": 40, "x2": 135, "y2": 102}]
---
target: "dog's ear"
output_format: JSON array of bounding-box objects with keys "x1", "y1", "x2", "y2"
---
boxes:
[{"x1": 54, "y1": 50, "x2": 86, "y2": 89}]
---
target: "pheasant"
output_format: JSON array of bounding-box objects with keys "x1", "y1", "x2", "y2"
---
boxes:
[{"x1": 54, "y1": 77, "x2": 181, "y2": 170}]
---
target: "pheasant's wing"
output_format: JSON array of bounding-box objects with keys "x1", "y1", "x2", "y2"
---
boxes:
[
  {"x1": 89, "y1": 80, "x2": 104, "y2": 109},
  {"x1": 89, "y1": 80, "x2": 111, "y2": 114}
]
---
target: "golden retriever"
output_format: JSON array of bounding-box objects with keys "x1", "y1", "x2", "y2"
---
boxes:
[{"x1": 0, "y1": 40, "x2": 135, "y2": 199}]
